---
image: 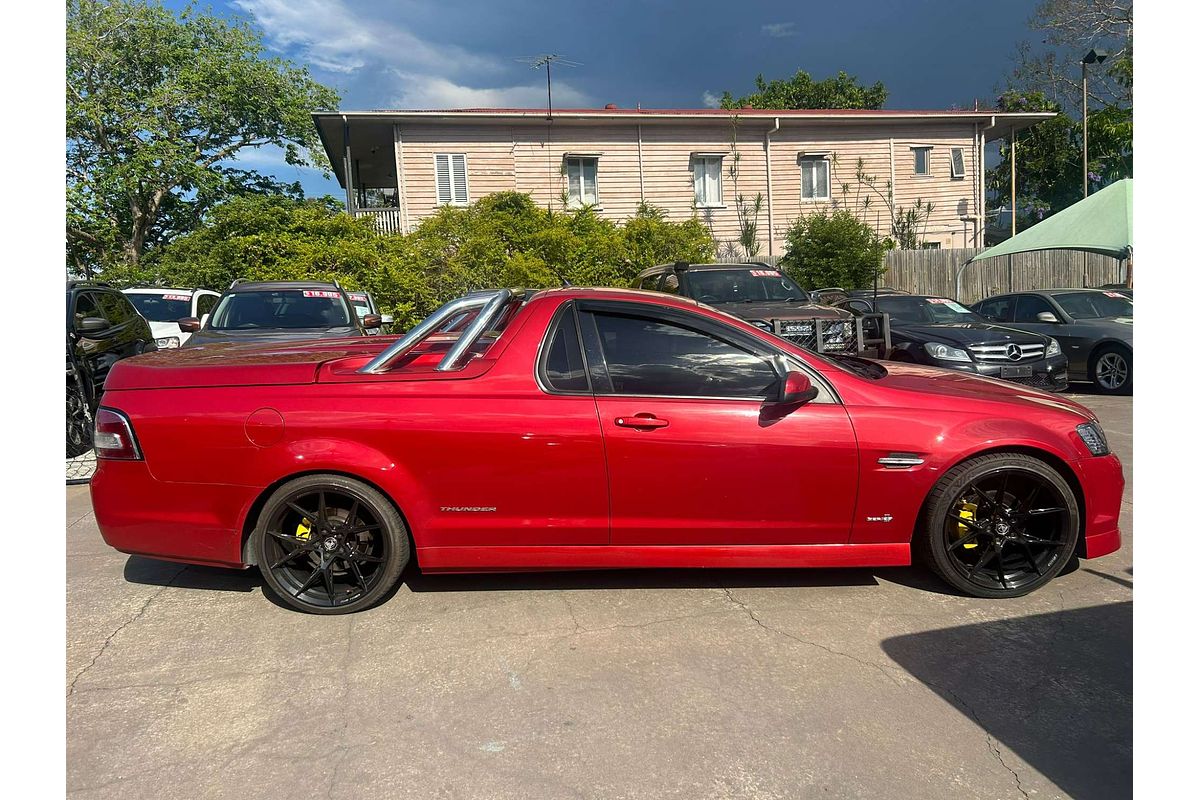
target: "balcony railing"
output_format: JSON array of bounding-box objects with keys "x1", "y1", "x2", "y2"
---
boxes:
[{"x1": 353, "y1": 208, "x2": 405, "y2": 235}]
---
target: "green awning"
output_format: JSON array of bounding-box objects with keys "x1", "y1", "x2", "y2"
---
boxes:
[{"x1": 971, "y1": 178, "x2": 1132, "y2": 262}]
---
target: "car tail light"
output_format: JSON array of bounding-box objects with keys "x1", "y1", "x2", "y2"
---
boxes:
[{"x1": 94, "y1": 408, "x2": 142, "y2": 460}]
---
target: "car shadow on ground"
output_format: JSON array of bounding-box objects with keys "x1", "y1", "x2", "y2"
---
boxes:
[
  {"x1": 123, "y1": 555, "x2": 261, "y2": 593},
  {"x1": 881, "y1": 601, "x2": 1132, "y2": 800}
]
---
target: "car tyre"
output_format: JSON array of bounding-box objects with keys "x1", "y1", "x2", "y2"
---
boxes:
[
  {"x1": 67, "y1": 383, "x2": 92, "y2": 458},
  {"x1": 917, "y1": 453, "x2": 1080, "y2": 599},
  {"x1": 254, "y1": 474, "x2": 410, "y2": 614},
  {"x1": 1090, "y1": 344, "x2": 1132, "y2": 395}
]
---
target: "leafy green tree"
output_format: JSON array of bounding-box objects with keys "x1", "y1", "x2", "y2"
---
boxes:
[
  {"x1": 67, "y1": 0, "x2": 339, "y2": 274},
  {"x1": 778, "y1": 211, "x2": 888, "y2": 290},
  {"x1": 721, "y1": 70, "x2": 887, "y2": 110},
  {"x1": 112, "y1": 192, "x2": 716, "y2": 329}
]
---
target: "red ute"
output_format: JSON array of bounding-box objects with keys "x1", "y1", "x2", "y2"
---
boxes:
[{"x1": 90, "y1": 288, "x2": 1123, "y2": 614}]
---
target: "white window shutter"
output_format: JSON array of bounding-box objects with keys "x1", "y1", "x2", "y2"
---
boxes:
[
  {"x1": 435, "y1": 154, "x2": 452, "y2": 204},
  {"x1": 693, "y1": 159, "x2": 705, "y2": 204},
  {"x1": 816, "y1": 159, "x2": 829, "y2": 198},
  {"x1": 451, "y1": 154, "x2": 468, "y2": 204},
  {"x1": 801, "y1": 161, "x2": 814, "y2": 199}
]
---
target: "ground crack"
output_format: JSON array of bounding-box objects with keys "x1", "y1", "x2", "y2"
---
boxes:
[
  {"x1": 938, "y1": 683, "x2": 1031, "y2": 799},
  {"x1": 721, "y1": 588, "x2": 903, "y2": 687},
  {"x1": 325, "y1": 615, "x2": 357, "y2": 800},
  {"x1": 67, "y1": 565, "x2": 187, "y2": 697}
]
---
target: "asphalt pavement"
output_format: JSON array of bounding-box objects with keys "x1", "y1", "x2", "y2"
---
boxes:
[{"x1": 66, "y1": 391, "x2": 1132, "y2": 800}]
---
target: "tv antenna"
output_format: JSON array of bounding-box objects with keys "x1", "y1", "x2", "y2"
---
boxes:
[{"x1": 516, "y1": 54, "x2": 582, "y2": 212}]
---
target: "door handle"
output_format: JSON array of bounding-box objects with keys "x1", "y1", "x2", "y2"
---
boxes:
[{"x1": 615, "y1": 413, "x2": 669, "y2": 430}]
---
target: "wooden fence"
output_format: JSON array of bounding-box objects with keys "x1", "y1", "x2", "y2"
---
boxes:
[{"x1": 883, "y1": 248, "x2": 1126, "y2": 304}]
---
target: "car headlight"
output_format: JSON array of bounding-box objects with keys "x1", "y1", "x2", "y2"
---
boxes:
[
  {"x1": 1046, "y1": 337, "x2": 1061, "y2": 357},
  {"x1": 1076, "y1": 421, "x2": 1109, "y2": 456},
  {"x1": 924, "y1": 342, "x2": 971, "y2": 362},
  {"x1": 155, "y1": 336, "x2": 180, "y2": 349}
]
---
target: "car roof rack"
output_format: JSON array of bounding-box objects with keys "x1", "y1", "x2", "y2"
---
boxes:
[
  {"x1": 229, "y1": 278, "x2": 249, "y2": 289},
  {"x1": 67, "y1": 280, "x2": 111, "y2": 289}
]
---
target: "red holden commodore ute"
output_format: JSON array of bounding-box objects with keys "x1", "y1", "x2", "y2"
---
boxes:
[{"x1": 90, "y1": 287, "x2": 1124, "y2": 614}]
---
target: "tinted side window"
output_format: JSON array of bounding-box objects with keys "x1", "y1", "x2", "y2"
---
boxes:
[
  {"x1": 1013, "y1": 295, "x2": 1055, "y2": 322},
  {"x1": 96, "y1": 292, "x2": 135, "y2": 325},
  {"x1": 639, "y1": 274, "x2": 663, "y2": 291},
  {"x1": 587, "y1": 311, "x2": 777, "y2": 398},
  {"x1": 196, "y1": 294, "x2": 218, "y2": 317},
  {"x1": 975, "y1": 297, "x2": 1014, "y2": 321},
  {"x1": 73, "y1": 292, "x2": 100, "y2": 323},
  {"x1": 542, "y1": 307, "x2": 589, "y2": 392}
]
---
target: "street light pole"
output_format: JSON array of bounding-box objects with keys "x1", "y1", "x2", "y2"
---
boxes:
[{"x1": 1081, "y1": 48, "x2": 1109, "y2": 198}]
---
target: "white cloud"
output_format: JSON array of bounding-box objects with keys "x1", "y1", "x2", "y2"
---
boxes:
[
  {"x1": 389, "y1": 73, "x2": 593, "y2": 109},
  {"x1": 701, "y1": 90, "x2": 722, "y2": 109},
  {"x1": 235, "y1": 0, "x2": 595, "y2": 111},
  {"x1": 234, "y1": 0, "x2": 493, "y2": 75},
  {"x1": 761, "y1": 22, "x2": 796, "y2": 38}
]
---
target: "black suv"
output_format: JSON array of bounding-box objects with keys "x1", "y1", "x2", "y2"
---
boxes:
[
  {"x1": 67, "y1": 281, "x2": 156, "y2": 456},
  {"x1": 634, "y1": 262, "x2": 856, "y2": 352},
  {"x1": 834, "y1": 292, "x2": 1069, "y2": 391},
  {"x1": 181, "y1": 280, "x2": 380, "y2": 347}
]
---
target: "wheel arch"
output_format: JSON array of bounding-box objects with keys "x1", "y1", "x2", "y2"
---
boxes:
[
  {"x1": 914, "y1": 444, "x2": 1088, "y2": 557},
  {"x1": 1087, "y1": 338, "x2": 1132, "y2": 365},
  {"x1": 238, "y1": 468, "x2": 417, "y2": 567}
]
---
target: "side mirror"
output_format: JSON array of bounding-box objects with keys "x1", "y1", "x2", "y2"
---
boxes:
[
  {"x1": 77, "y1": 316, "x2": 109, "y2": 334},
  {"x1": 362, "y1": 314, "x2": 382, "y2": 330},
  {"x1": 178, "y1": 317, "x2": 201, "y2": 332},
  {"x1": 1035, "y1": 311, "x2": 1059, "y2": 323},
  {"x1": 775, "y1": 371, "x2": 818, "y2": 406}
]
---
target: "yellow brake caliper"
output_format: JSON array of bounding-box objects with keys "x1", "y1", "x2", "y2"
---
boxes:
[
  {"x1": 295, "y1": 518, "x2": 313, "y2": 541},
  {"x1": 955, "y1": 501, "x2": 979, "y2": 549}
]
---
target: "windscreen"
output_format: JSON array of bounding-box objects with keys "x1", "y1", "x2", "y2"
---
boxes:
[
  {"x1": 208, "y1": 290, "x2": 353, "y2": 330},
  {"x1": 1052, "y1": 291, "x2": 1132, "y2": 319},
  {"x1": 347, "y1": 293, "x2": 371, "y2": 318},
  {"x1": 125, "y1": 293, "x2": 191, "y2": 322},
  {"x1": 875, "y1": 296, "x2": 983, "y2": 324},
  {"x1": 687, "y1": 269, "x2": 811, "y2": 304}
]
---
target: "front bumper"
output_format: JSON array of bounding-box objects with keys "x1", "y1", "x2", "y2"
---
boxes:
[
  {"x1": 1075, "y1": 453, "x2": 1124, "y2": 559},
  {"x1": 924, "y1": 353, "x2": 1070, "y2": 392}
]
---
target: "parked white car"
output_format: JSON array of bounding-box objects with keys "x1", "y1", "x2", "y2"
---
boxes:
[{"x1": 122, "y1": 287, "x2": 222, "y2": 348}]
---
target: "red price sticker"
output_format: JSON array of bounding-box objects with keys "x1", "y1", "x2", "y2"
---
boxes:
[
  {"x1": 750, "y1": 270, "x2": 779, "y2": 277},
  {"x1": 927, "y1": 297, "x2": 951, "y2": 304},
  {"x1": 1104, "y1": 291, "x2": 1125, "y2": 298},
  {"x1": 162, "y1": 294, "x2": 191, "y2": 302},
  {"x1": 302, "y1": 290, "x2": 340, "y2": 298},
  {"x1": 348, "y1": 292, "x2": 368, "y2": 301}
]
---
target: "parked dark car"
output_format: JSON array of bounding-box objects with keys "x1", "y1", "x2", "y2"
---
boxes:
[
  {"x1": 971, "y1": 289, "x2": 1133, "y2": 394},
  {"x1": 346, "y1": 290, "x2": 395, "y2": 335},
  {"x1": 67, "y1": 281, "x2": 156, "y2": 456},
  {"x1": 181, "y1": 281, "x2": 380, "y2": 347},
  {"x1": 634, "y1": 262, "x2": 856, "y2": 351},
  {"x1": 835, "y1": 293, "x2": 1069, "y2": 392}
]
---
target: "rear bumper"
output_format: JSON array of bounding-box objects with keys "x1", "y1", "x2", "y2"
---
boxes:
[
  {"x1": 90, "y1": 459, "x2": 255, "y2": 568},
  {"x1": 1076, "y1": 453, "x2": 1125, "y2": 559}
]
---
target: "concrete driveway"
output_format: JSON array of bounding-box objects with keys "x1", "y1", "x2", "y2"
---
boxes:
[{"x1": 66, "y1": 393, "x2": 1132, "y2": 800}]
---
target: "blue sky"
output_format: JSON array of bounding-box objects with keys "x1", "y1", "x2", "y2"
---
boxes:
[{"x1": 175, "y1": 0, "x2": 1041, "y2": 197}]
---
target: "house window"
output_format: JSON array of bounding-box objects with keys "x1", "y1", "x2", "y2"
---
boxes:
[
  {"x1": 949, "y1": 147, "x2": 965, "y2": 179},
  {"x1": 692, "y1": 155, "x2": 724, "y2": 207},
  {"x1": 565, "y1": 156, "x2": 599, "y2": 207},
  {"x1": 913, "y1": 147, "x2": 932, "y2": 176},
  {"x1": 800, "y1": 156, "x2": 830, "y2": 201},
  {"x1": 435, "y1": 153, "x2": 468, "y2": 205}
]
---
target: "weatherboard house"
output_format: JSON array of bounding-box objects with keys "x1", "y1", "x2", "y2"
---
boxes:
[{"x1": 312, "y1": 107, "x2": 1052, "y2": 254}]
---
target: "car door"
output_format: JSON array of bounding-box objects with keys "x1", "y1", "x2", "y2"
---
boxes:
[
  {"x1": 71, "y1": 291, "x2": 128, "y2": 401},
  {"x1": 973, "y1": 295, "x2": 1015, "y2": 324},
  {"x1": 579, "y1": 301, "x2": 859, "y2": 546}
]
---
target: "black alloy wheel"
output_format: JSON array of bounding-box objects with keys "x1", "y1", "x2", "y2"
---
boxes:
[
  {"x1": 920, "y1": 453, "x2": 1079, "y2": 598},
  {"x1": 254, "y1": 475, "x2": 409, "y2": 614},
  {"x1": 67, "y1": 384, "x2": 92, "y2": 458}
]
